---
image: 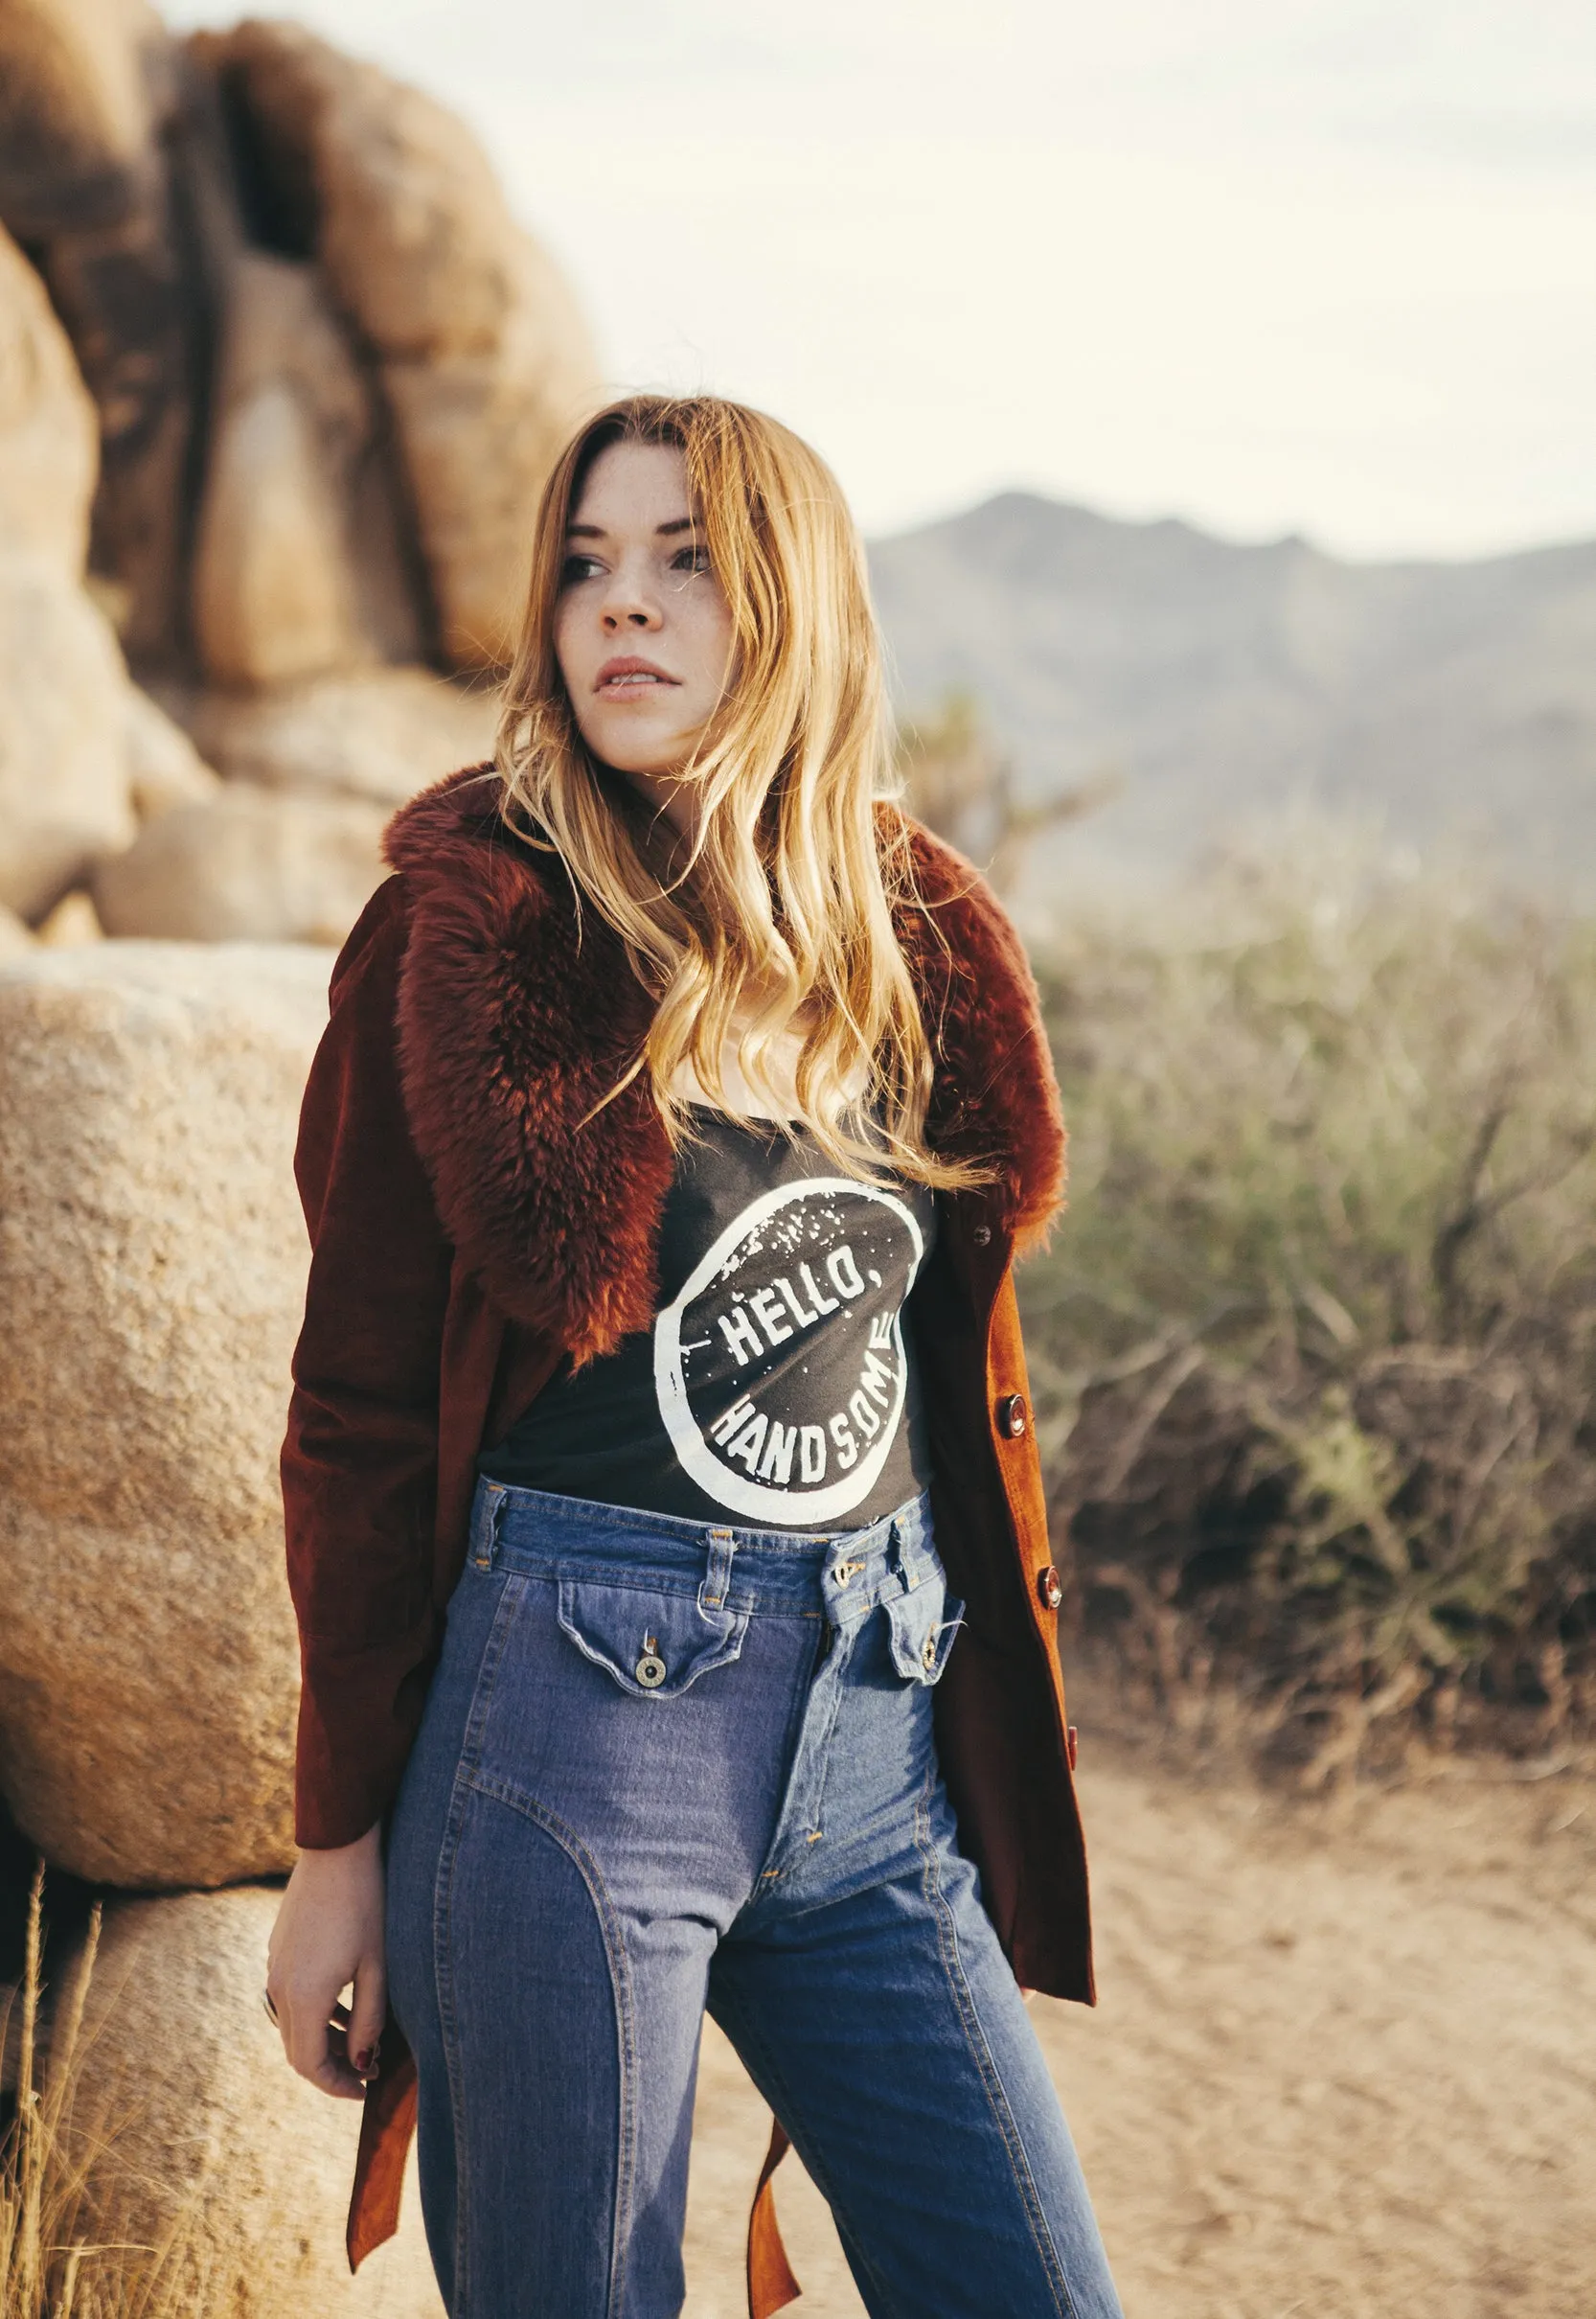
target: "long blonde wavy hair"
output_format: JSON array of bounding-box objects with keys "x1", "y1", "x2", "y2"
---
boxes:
[{"x1": 495, "y1": 393, "x2": 981, "y2": 1192}]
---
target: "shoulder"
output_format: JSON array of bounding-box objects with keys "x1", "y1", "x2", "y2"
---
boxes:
[
  {"x1": 382, "y1": 761, "x2": 563, "y2": 925},
  {"x1": 881, "y1": 803, "x2": 1064, "y2": 1251},
  {"x1": 327, "y1": 872, "x2": 411, "y2": 1010}
]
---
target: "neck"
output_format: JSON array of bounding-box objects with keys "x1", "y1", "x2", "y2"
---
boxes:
[{"x1": 621, "y1": 766, "x2": 699, "y2": 842}]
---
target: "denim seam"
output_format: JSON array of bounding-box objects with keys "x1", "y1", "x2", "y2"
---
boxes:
[
  {"x1": 708, "y1": 1979, "x2": 907, "y2": 2319},
  {"x1": 432, "y1": 1570, "x2": 521, "y2": 2319},
  {"x1": 466, "y1": 1772, "x2": 640, "y2": 2319},
  {"x1": 913, "y1": 1789, "x2": 1079, "y2": 2319},
  {"x1": 752, "y1": 1620, "x2": 853, "y2": 1886}
]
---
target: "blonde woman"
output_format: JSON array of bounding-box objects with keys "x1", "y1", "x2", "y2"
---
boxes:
[{"x1": 265, "y1": 396, "x2": 1122, "y2": 2319}]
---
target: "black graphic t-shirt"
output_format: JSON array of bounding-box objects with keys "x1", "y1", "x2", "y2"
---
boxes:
[{"x1": 479, "y1": 1111, "x2": 938, "y2": 1529}]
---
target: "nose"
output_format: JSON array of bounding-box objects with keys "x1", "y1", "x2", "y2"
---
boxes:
[{"x1": 599, "y1": 560, "x2": 661, "y2": 633}]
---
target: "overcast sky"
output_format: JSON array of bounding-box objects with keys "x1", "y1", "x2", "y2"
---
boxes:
[{"x1": 166, "y1": 1, "x2": 1596, "y2": 560}]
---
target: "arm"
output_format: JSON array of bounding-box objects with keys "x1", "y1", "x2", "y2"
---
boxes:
[{"x1": 271, "y1": 875, "x2": 455, "y2": 2092}]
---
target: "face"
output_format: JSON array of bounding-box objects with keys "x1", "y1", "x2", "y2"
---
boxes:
[{"x1": 554, "y1": 440, "x2": 736, "y2": 815}]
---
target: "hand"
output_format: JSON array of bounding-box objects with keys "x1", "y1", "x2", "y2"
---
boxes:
[{"x1": 265, "y1": 1821, "x2": 386, "y2": 2100}]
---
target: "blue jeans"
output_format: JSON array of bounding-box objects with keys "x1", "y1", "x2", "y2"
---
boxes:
[{"x1": 386, "y1": 1481, "x2": 1123, "y2": 2319}]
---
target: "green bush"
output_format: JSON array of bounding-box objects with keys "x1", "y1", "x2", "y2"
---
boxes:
[{"x1": 1021, "y1": 835, "x2": 1596, "y2": 1779}]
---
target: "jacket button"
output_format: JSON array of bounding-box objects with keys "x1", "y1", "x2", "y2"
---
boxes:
[
  {"x1": 996, "y1": 1393, "x2": 1027, "y2": 1438},
  {"x1": 971, "y1": 1223, "x2": 992, "y2": 1247},
  {"x1": 1037, "y1": 1566, "x2": 1063, "y2": 1612}
]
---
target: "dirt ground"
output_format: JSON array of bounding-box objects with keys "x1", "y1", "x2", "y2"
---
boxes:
[{"x1": 681, "y1": 1725, "x2": 1596, "y2": 2318}]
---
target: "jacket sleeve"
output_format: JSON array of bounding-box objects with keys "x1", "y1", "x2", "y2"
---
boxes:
[{"x1": 281, "y1": 875, "x2": 457, "y2": 1848}]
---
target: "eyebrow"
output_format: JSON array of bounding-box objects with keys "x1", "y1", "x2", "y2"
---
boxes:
[{"x1": 565, "y1": 517, "x2": 698, "y2": 539}]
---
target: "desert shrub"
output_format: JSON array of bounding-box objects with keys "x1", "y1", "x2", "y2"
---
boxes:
[{"x1": 1022, "y1": 833, "x2": 1596, "y2": 1779}]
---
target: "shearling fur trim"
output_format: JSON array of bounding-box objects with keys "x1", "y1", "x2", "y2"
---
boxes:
[
  {"x1": 889, "y1": 815, "x2": 1067, "y2": 1253},
  {"x1": 383, "y1": 766, "x2": 1064, "y2": 1360}
]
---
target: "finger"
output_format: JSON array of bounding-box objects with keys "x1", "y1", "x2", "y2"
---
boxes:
[
  {"x1": 263, "y1": 1971, "x2": 290, "y2": 2054},
  {"x1": 346, "y1": 1959, "x2": 388, "y2": 2081},
  {"x1": 283, "y1": 1994, "x2": 360, "y2": 2096},
  {"x1": 301, "y1": 2053, "x2": 368, "y2": 2101}
]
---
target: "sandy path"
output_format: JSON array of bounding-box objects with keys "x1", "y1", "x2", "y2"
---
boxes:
[{"x1": 682, "y1": 1737, "x2": 1596, "y2": 2317}]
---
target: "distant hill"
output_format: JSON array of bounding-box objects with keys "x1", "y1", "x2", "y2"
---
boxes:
[{"x1": 868, "y1": 494, "x2": 1596, "y2": 902}]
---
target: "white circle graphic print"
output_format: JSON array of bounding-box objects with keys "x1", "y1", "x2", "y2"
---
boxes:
[{"x1": 653, "y1": 1177, "x2": 926, "y2": 1525}]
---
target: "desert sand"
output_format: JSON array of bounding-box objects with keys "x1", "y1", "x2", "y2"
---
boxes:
[{"x1": 683, "y1": 1728, "x2": 1596, "y2": 2318}]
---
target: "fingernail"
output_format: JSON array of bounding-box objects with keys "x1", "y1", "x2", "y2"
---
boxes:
[{"x1": 353, "y1": 2046, "x2": 375, "y2": 2075}]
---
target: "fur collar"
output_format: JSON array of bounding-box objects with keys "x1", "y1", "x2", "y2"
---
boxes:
[{"x1": 383, "y1": 766, "x2": 1063, "y2": 1364}]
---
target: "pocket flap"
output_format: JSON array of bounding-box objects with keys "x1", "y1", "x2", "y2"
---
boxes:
[
  {"x1": 883, "y1": 1573, "x2": 965, "y2": 1686},
  {"x1": 558, "y1": 1578, "x2": 748, "y2": 1699}
]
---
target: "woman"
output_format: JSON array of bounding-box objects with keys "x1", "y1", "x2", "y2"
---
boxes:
[{"x1": 266, "y1": 394, "x2": 1121, "y2": 2319}]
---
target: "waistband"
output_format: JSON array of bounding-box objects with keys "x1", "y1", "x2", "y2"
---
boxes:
[{"x1": 467, "y1": 1479, "x2": 937, "y2": 1619}]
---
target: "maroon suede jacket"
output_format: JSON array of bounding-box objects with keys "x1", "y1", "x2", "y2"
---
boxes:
[{"x1": 281, "y1": 766, "x2": 1092, "y2": 2276}]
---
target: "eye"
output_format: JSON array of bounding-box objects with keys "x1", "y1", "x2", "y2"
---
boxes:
[
  {"x1": 671, "y1": 543, "x2": 713, "y2": 576},
  {"x1": 560, "y1": 552, "x2": 603, "y2": 585}
]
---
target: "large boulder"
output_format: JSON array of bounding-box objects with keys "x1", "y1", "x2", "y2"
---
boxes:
[
  {"x1": 125, "y1": 678, "x2": 220, "y2": 821},
  {"x1": 0, "y1": 942, "x2": 331, "y2": 1886},
  {"x1": 183, "y1": 665, "x2": 497, "y2": 808},
  {"x1": 93, "y1": 783, "x2": 388, "y2": 943},
  {"x1": 191, "y1": 251, "x2": 422, "y2": 686},
  {"x1": 0, "y1": 219, "x2": 99, "y2": 573},
  {"x1": 194, "y1": 21, "x2": 597, "y2": 670},
  {"x1": 55, "y1": 1885, "x2": 441, "y2": 2316},
  {"x1": 0, "y1": 555, "x2": 137, "y2": 921}
]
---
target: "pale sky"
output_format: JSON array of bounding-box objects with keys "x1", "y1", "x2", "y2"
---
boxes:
[{"x1": 167, "y1": 1, "x2": 1596, "y2": 560}]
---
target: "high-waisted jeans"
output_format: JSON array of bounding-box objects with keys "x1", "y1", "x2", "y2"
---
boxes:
[{"x1": 386, "y1": 1480, "x2": 1123, "y2": 2319}]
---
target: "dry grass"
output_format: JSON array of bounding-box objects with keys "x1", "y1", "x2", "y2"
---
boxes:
[
  {"x1": 1022, "y1": 830, "x2": 1596, "y2": 1780},
  {"x1": 0, "y1": 1868, "x2": 208, "y2": 2319}
]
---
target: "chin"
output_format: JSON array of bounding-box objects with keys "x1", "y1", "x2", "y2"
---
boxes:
[{"x1": 582, "y1": 723, "x2": 695, "y2": 780}]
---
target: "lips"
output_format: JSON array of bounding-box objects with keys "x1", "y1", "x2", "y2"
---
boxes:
[{"x1": 595, "y1": 655, "x2": 678, "y2": 694}]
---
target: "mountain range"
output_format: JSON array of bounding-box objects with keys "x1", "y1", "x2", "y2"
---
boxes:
[{"x1": 868, "y1": 494, "x2": 1596, "y2": 904}]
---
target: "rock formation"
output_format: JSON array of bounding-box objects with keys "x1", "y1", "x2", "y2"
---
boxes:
[
  {"x1": 95, "y1": 783, "x2": 388, "y2": 941},
  {"x1": 0, "y1": 14, "x2": 598, "y2": 2297},
  {"x1": 0, "y1": 205, "x2": 99, "y2": 572},
  {"x1": 124, "y1": 677, "x2": 221, "y2": 820},
  {"x1": 191, "y1": 247, "x2": 424, "y2": 686},
  {"x1": 0, "y1": 940, "x2": 329, "y2": 1887},
  {"x1": 0, "y1": 0, "x2": 211, "y2": 667},
  {"x1": 0, "y1": 547, "x2": 138, "y2": 919},
  {"x1": 194, "y1": 17, "x2": 596, "y2": 671},
  {"x1": 183, "y1": 663, "x2": 498, "y2": 807},
  {"x1": 0, "y1": 904, "x2": 35, "y2": 955},
  {"x1": 0, "y1": 2, "x2": 595, "y2": 946}
]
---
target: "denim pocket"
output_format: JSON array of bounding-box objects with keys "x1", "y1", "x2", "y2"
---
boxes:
[
  {"x1": 882, "y1": 1569, "x2": 965, "y2": 1686},
  {"x1": 557, "y1": 1576, "x2": 749, "y2": 1700}
]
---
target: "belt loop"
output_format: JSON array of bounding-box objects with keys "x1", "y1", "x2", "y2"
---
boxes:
[
  {"x1": 701, "y1": 1527, "x2": 738, "y2": 1613},
  {"x1": 473, "y1": 1481, "x2": 506, "y2": 1572},
  {"x1": 887, "y1": 1513, "x2": 919, "y2": 1592}
]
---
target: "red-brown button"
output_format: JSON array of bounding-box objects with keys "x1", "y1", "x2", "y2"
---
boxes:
[
  {"x1": 1037, "y1": 1566, "x2": 1063, "y2": 1611},
  {"x1": 996, "y1": 1393, "x2": 1027, "y2": 1438}
]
